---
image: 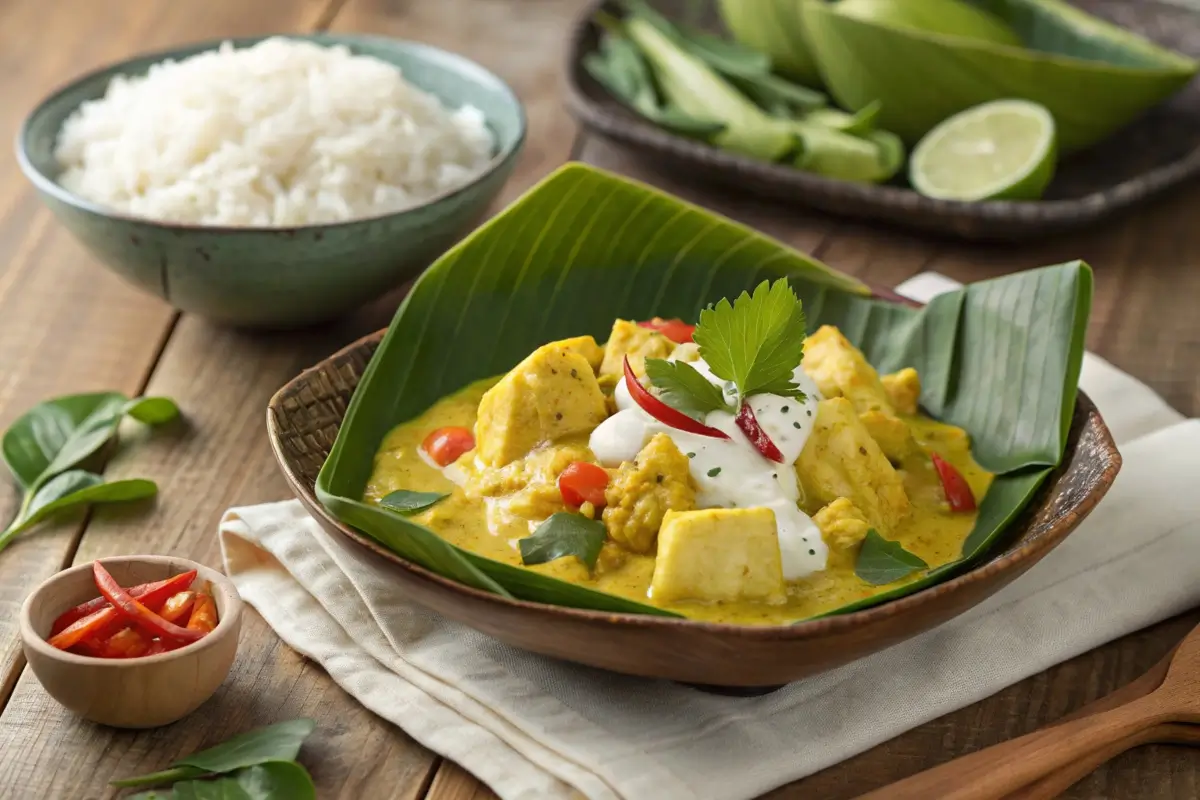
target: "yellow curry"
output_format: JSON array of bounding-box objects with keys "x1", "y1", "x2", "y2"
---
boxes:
[{"x1": 365, "y1": 299, "x2": 993, "y2": 625}]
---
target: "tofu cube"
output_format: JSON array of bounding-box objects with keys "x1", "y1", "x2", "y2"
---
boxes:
[{"x1": 650, "y1": 508, "x2": 786, "y2": 604}]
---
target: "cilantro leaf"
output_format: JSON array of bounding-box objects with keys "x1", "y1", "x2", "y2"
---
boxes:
[
  {"x1": 693, "y1": 278, "x2": 809, "y2": 404},
  {"x1": 644, "y1": 358, "x2": 732, "y2": 420}
]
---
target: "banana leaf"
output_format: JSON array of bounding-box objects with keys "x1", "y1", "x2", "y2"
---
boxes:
[
  {"x1": 801, "y1": 0, "x2": 1198, "y2": 152},
  {"x1": 316, "y1": 162, "x2": 1090, "y2": 622},
  {"x1": 717, "y1": 0, "x2": 824, "y2": 87}
]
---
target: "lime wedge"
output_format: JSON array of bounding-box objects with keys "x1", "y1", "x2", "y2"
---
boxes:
[{"x1": 909, "y1": 100, "x2": 1057, "y2": 202}]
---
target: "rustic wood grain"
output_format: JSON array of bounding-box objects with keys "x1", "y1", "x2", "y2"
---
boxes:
[{"x1": 0, "y1": 0, "x2": 336, "y2": 727}]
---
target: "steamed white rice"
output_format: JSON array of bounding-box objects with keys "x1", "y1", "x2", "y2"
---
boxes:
[{"x1": 54, "y1": 37, "x2": 495, "y2": 227}]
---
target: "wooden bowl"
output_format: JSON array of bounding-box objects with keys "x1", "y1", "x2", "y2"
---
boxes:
[
  {"x1": 19, "y1": 556, "x2": 243, "y2": 728},
  {"x1": 266, "y1": 326, "x2": 1121, "y2": 688}
]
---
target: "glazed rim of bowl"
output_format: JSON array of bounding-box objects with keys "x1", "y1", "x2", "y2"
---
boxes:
[
  {"x1": 15, "y1": 33, "x2": 528, "y2": 234},
  {"x1": 268, "y1": 327, "x2": 1121, "y2": 641},
  {"x1": 20, "y1": 555, "x2": 243, "y2": 666}
]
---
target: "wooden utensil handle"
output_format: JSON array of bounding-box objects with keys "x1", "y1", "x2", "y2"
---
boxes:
[
  {"x1": 1003, "y1": 725, "x2": 1167, "y2": 800},
  {"x1": 856, "y1": 694, "x2": 1168, "y2": 800}
]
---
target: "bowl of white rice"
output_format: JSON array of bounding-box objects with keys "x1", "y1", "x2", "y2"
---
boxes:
[{"x1": 17, "y1": 34, "x2": 525, "y2": 328}]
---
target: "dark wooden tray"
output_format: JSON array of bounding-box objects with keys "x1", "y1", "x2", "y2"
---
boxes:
[{"x1": 565, "y1": 0, "x2": 1200, "y2": 241}]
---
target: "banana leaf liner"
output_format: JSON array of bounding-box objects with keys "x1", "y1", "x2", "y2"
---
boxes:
[{"x1": 317, "y1": 162, "x2": 1091, "y2": 622}]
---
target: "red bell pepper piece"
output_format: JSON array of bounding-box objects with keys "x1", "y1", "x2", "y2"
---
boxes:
[
  {"x1": 49, "y1": 570, "x2": 196, "y2": 635},
  {"x1": 735, "y1": 404, "x2": 785, "y2": 463},
  {"x1": 931, "y1": 452, "x2": 977, "y2": 512},
  {"x1": 557, "y1": 462, "x2": 610, "y2": 508},
  {"x1": 92, "y1": 563, "x2": 204, "y2": 645},
  {"x1": 158, "y1": 591, "x2": 196, "y2": 625},
  {"x1": 636, "y1": 318, "x2": 696, "y2": 344},
  {"x1": 624, "y1": 357, "x2": 729, "y2": 440},
  {"x1": 47, "y1": 569, "x2": 198, "y2": 652}
]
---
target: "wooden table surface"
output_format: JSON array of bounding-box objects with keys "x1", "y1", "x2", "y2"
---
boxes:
[{"x1": 1, "y1": 1, "x2": 1197, "y2": 798}]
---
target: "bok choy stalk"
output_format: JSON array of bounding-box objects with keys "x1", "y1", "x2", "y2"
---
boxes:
[
  {"x1": 624, "y1": 16, "x2": 795, "y2": 161},
  {"x1": 598, "y1": 9, "x2": 904, "y2": 184}
]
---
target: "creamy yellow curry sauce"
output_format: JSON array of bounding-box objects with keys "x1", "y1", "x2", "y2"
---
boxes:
[{"x1": 365, "y1": 320, "x2": 993, "y2": 625}]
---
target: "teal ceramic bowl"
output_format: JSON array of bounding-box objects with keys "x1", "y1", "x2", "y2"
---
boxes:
[{"x1": 16, "y1": 34, "x2": 526, "y2": 329}]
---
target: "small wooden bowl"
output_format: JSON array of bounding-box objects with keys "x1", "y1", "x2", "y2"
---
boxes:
[{"x1": 19, "y1": 556, "x2": 243, "y2": 729}]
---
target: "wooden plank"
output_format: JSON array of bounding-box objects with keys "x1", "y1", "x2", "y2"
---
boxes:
[
  {"x1": 0, "y1": 0, "x2": 334, "y2": 718},
  {"x1": 0, "y1": 1, "x2": 593, "y2": 796}
]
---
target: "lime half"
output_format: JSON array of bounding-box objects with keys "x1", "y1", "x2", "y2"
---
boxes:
[{"x1": 909, "y1": 100, "x2": 1057, "y2": 202}]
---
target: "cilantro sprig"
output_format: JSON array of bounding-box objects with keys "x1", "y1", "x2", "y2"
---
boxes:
[{"x1": 645, "y1": 279, "x2": 808, "y2": 419}]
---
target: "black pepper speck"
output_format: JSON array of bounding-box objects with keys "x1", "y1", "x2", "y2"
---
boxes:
[
  {"x1": 793, "y1": 422, "x2": 802, "y2": 429},
  {"x1": 687, "y1": 452, "x2": 696, "y2": 459},
  {"x1": 707, "y1": 467, "x2": 721, "y2": 477},
  {"x1": 808, "y1": 549, "x2": 815, "y2": 556},
  {"x1": 781, "y1": 405, "x2": 789, "y2": 413}
]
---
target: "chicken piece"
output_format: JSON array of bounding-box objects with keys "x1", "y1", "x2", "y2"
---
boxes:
[
  {"x1": 670, "y1": 341, "x2": 701, "y2": 362},
  {"x1": 797, "y1": 398, "x2": 910, "y2": 535},
  {"x1": 465, "y1": 442, "x2": 594, "y2": 522},
  {"x1": 651, "y1": 508, "x2": 786, "y2": 604},
  {"x1": 814, "y1": 498, "x2": 872, "y2": 569},
  {"x1": 475, "y1": 341, "x2": 609, "y2": 467},
  {"x1": 602, "y1": 433, "x2": 695, "y2": 553},
  {"x1": 860, "y1": 410, "x2": 917, "y2": 461},
  {"x1": 555, "y1": 336, "x2": 605, "y2": 374},
  {"x1": 881, "y1": 367, "x2": 921, "y2": 416},
  {"x1": 599, "y1": 320, "x2": 675, "y2": 378},
  {"x1": 802, "y1": 325, "x2": 916, "y2": 461}
]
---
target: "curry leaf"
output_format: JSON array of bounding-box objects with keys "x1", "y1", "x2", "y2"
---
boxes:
[
  {"x1": 380, "y1": 490, "x2": 448, "y2": 516},
  {"x1": 855, "y1": 529, "x2": 929, "y2": 586},
  {"x1": 127, "y1": 762, "x2": 316, "y2": 800},
  {"x1": 644, "y1": 358, "x2": 731, "y2": 420},
  {"x1": 0, "y1": 473, "x2": 157, "y2": 552},
  {"x1": 519, "y1": 513, "x2": 607, "y2": 571},
  {"x1": 112, "y1": 719, "x2": 316, "y2": 788}
]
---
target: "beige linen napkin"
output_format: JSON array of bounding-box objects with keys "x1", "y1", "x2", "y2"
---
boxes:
[{"x1": 220, "y1": 273, "x2": 1199, "y2": 800}]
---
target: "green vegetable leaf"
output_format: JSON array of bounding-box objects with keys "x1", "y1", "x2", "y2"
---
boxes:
[
  {"x1": 112, "y1": 719, "x2": 316, "y2": 788},
  {"x1": 128, "y1": 762, "x2": 316, "y2": 800},
  {"x1": 0, "y1": 472, "x2": 157, "y2": 550},
  {"x1": 693, "y1": 278, "x2": 808, "y2": 404},
  {"x1": 644, "y1": 358, "x2": 732, "y2": 420},
  {"x1": 380, "y1": 490, "x2": 449, "y2": 516},
  {"x1": 855, "y1": 529, "x2": 928, "y2": 586},
  {"x1": 672, "y1": 27, "x2": 771, "y2": 77},
  {"x1": 805, "y1": 99, "x2": 882, "y2": 136},
  {"x1": 1, "y1": 392, "x2": 178, "y2": 491},
  {"x1": 519, "y1": 513, "x2": 608, "y2": 571}
]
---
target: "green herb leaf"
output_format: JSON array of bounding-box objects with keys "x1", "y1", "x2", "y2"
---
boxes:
[
  {"x1": 0, "y1": 471, "x2": 157, "y2": 551},
  {"x1": 693, "y1": 278, "x2": 808, "y2": 404},
  {"x1": 129, "y1": 761, "x2": 316, "y2": 800},
  {"x1": 644, "y1": 358, "x2": 731, "y2": 420},
  {"x1": 380, "y1": 490, "x2": 449, "y2": 515},
  {"x1": 1, "y1": 393, "x2": 179, "y2": 492},
  {"x1": 855, "y1": 529, "x2": 928, "y2": 586},
  {"x1": 519, "y1": 513, "x2": 608, "y2": 570},
  {"x1": 112, "y1": 719, "x2": 316, "y2": 788}
]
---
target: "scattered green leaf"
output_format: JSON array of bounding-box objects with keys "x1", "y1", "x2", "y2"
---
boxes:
[
  {"x1": 855, "y1": 529, "x2": 929, "y2": 585},
  {"x1": 519, "y1": 513, "x2": 608, "y2": 571},
  {"x1": 0, "y1": 393, "x2": 178, "y2": 556},
  {"x1": 128, "y1": 761, "x2": 315, "y2": 800},
  {"x1": 113, "y1": 719, "x2": 316, "y2": 788},
  {"x1": 380, "y1": 490, "x2": 449, "y2": 516}
]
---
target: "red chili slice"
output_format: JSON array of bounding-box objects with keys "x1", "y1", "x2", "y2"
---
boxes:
[
  {"x1": 735, "y1": 404, "x2": 785, "y2": 463},
  {"x1": 623, "y1": 357, "x2": 729, "y2": 440},
  {"x1": 93, "y1": 563, "x2": 204, "y2": 645},
  {"x1": 636, "y1": 318, "x2": 696, "y2": 344},
  {"x1": 931, "y1": 452, "x2": 977, "y2": 512}
]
